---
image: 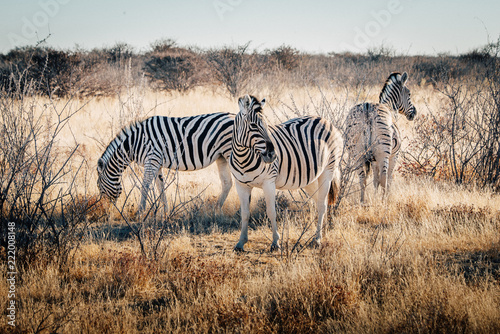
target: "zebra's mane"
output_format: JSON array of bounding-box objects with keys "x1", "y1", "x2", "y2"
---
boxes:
[
  {"x1": 99, "y1": 120, "x2": 141, "y2": 165},
  {"x1": 247, "y1": 95, "x2": 264, "y2": 112},
  {"x1": 379, "y1": 72, "x2": 402, "y2": 102}
]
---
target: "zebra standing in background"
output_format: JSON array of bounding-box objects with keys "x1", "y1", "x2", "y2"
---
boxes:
[
  {"x1": 230, "y1": 95, "x2": 343, "y2": 251},
  {"x1": 345, "y1": 72, "x2": 416, "y2": 204},
  {"x1": 97, "y1": 113, "x2": 235, "y2": 213}
]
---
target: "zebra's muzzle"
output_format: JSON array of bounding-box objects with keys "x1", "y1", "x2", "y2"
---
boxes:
[
  {"x1": 406, "y1": 107, "x2": 417, "y2": 121},
  {"x1": 260, "y1": 141, "x2": 276, "y2": 163}
]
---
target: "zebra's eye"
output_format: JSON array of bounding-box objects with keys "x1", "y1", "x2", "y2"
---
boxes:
[{"x1": 249, "y1": 124, "x2": 258, "y2": 130}]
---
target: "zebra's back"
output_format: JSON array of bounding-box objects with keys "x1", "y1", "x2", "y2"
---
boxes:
[{"x1": 129, "y1": 112, "x2": 234, "y2": 170}]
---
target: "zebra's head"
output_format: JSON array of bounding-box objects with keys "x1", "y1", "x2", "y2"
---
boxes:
[
  {"x1": 97, "y1": 157, "x2": 122, "y2": 202},
  {"x1": 235, "y1": 95, "x2": 276, "y2": 164},
  {"x1": 379, "y1": 72, "x2": 417, "y2": 121}
]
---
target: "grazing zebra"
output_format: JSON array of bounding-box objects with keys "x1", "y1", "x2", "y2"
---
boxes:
[
  {"x1": 345, "y1": 72, "x2": 416, "y2": 203},
  {"x1": 97, "y1": 113, "x2": 235, "y2": 213},
  {"x1": 230, "y1": 95, "x2": 343, "y2": 251}
]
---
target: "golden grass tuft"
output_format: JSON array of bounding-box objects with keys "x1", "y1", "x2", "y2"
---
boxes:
[{"x1": 396, "y1": 194, "x2": 432, "y2": 223}]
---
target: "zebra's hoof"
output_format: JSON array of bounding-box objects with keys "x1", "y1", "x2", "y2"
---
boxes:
[
  {"x1": 308, "y1": 239, "x2": 321, "y2": 249},
  {"x1": 233, "y1": 245, "x2": 245, "y2": 253},
  {"x1": 270, "y1": 243, "x2": 280, "y2": 252}
]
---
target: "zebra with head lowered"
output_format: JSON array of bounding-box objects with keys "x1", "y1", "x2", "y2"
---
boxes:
[
  {"x1": 97, "y1": 113, "x2": 234, "y2": 213},
  {"x1": 345, "y1": 72, "x2": 416, "y2": 204},
  {"x1": 230, "y1": 95, "x2": 343, "y2": 251}
]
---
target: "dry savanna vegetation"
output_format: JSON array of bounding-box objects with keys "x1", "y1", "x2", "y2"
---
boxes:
[{"x1": 1, "y1": 40, "x2": 500, "y2": 333}]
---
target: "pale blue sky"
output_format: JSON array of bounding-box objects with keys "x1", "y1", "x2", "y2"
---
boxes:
[{"x1": 1, "y1": 0, "x2": 499, "y2": 55}]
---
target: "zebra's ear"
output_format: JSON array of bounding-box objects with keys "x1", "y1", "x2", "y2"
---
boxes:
[
  {"x1": 401, "y1": 72, "x2": 408, "y2": 85},
  {"x1": 260, "y1": 98, "x2": 266, "y2": 108},
  {"x1": 97, "y1": 158, "x2": 104, "y2": 173}
]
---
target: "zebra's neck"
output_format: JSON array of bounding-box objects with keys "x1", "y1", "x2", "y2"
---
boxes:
[
  {"x1": 102, "y1": 137, "x2": 133, "y2": 179},
  {"x1": 380, "y1": 93, "x2": 397, "y2": 112},
  {"x1": 231, "y1": 139, "x2": 254, "y2": 159},
  {"x1": 113, "y1": 147, "x2": 131, "y2": 172},
  {"x1": 379, "y1": 82, "x2": 400, "y2": 113},
  {"x1": 230, "y1": 138, "x2": 262, "y2": 173}
]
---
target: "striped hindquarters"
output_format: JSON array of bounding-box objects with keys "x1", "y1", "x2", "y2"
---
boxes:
[
  {"x1": 391, "y1": 123, "x2": 401, "y2": 157},
  {"x1": 345, "y1": 102, "x2": 394, "y2": 167},
  {"x1": 270, "y1": 116, "x2": 342, "y2": 189}
]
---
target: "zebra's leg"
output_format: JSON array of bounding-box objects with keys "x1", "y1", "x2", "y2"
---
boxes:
[
  {"x1": 234, "y1": 182, "x2": 252, "y2": 252},
  {"x1": 358, "y1": 166, "x2": 368, "y2": 204},
  {"x1": 372, "y1": 162, "x2": 380, "y2": 195},
  {"x1": 138, "y1": 156, "x2": 162, "y2": 217},
  {"x1": 215, "y1": 157, "x2": 232, "y2": 209},
  {"x1": 379, "y1": 155, "x2": 390, "y2": 199},
  {"x1": 387, "y1": 151, "x2": 399, "y2": 196},
  {"x1": 303, "y1": 180, "x2": 319, "y2": 202},
  {"x1": 155, "y1": 169, "x2": 168, "y2": 215},
  {"x1": 378, "y1": 127, "x2": 393, "y2": 200},
  {"x1": 262, "y1": 181, "x2": 279, "y2": 252},
  {"x1": 312, "y1": 171, "x2": 334, "y2": 247}
]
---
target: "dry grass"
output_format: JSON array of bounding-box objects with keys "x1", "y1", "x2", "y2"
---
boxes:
[{"x1": 1, "y1": 87, "x2": 499, "y2": 333}]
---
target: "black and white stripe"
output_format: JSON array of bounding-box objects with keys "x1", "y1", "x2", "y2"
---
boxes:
[
  {"x1": 345, "y1": 72, "x2": 416, "y2": 203},
  {"x1": 230, "y1": 95, "x2": 343, "y2": 251},
  {"x1": 97, "y1": 113, "x2": 234, "y2": 212}
]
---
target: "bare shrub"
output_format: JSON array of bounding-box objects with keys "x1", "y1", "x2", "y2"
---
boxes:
[
  {"x1": 110, "y1": 167, "x2": 212, "y2": 260},
  {"x1": 266, "y1": 45, "x2": 301, "y2": 71},
  {"x1": 0, "y1": 46, "x2": 83, "y2": 97},
  {"x1": 412, "y1": 57, "x2": 460, "y2": 84},
  {"x1": 99, "y1": 42, "x2": 135, "y2": 65},
  {"x1": 399, "y1": 113, "x2": 450, "y2": 180},
  {"x1": 2, "y1": 41, "x2": 498, "y2": 100},
  {"x1": 366, "y1": 44, "x2": 397, "y2": 61},
  {"x1": 0, "y1": 68, "x2": 95, "y2": 271},
  {"x1": 144, "y1": 40, "x2": 205, "y2": 93},
  {"x1": 76, "y1": 61, "x2": 127, "y2": 97},
  {"x1": 0, "y1": 43, "x2": 145, "y2": 98},
  {"x1": 401, "y1": 43, "x2": 500, "y2": 190},
  {"x1": 76, "y1": 45, "x2": 143, "y2": 97},
  {"x1": 206, "y1": 42, "x2": 259, "y2": 97}
]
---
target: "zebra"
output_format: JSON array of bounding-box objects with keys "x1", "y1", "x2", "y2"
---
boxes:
[
  {"x1": 345, "y1": 72, "x2": 416, "y2": 204},
  {"x1": 230, "y1": 95, "x2": 343, "y2": 251},
  {"x1": 97, "y1": 113, "x2": 235, "y2": 214}
]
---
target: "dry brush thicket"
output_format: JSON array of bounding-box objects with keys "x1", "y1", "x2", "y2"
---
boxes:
[{"x1": 0, "y1": 41, "x2": 499, "y2": 333}]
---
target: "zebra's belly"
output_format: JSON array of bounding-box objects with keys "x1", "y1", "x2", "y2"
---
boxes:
[
  {"x1": 275, "y1": 172, "x2": 320, "y2": 190},
  {"x1": 233, "y1": 172, "x2": 318, "y2": 190},
  {"x1": 161, "y1": 158, "x2": 216, "y2": 171},
  {"x1": 273, "y1": 154, "x2": 329, "y2": 190}
]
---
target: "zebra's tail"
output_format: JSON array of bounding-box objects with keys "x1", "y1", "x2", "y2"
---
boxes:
[
  {"x1": 328, "y1": 170, "x2": 340, "y2": 206},
  {"x1": 365, "y1": 161, "x2": 371, "y2": 174}
]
